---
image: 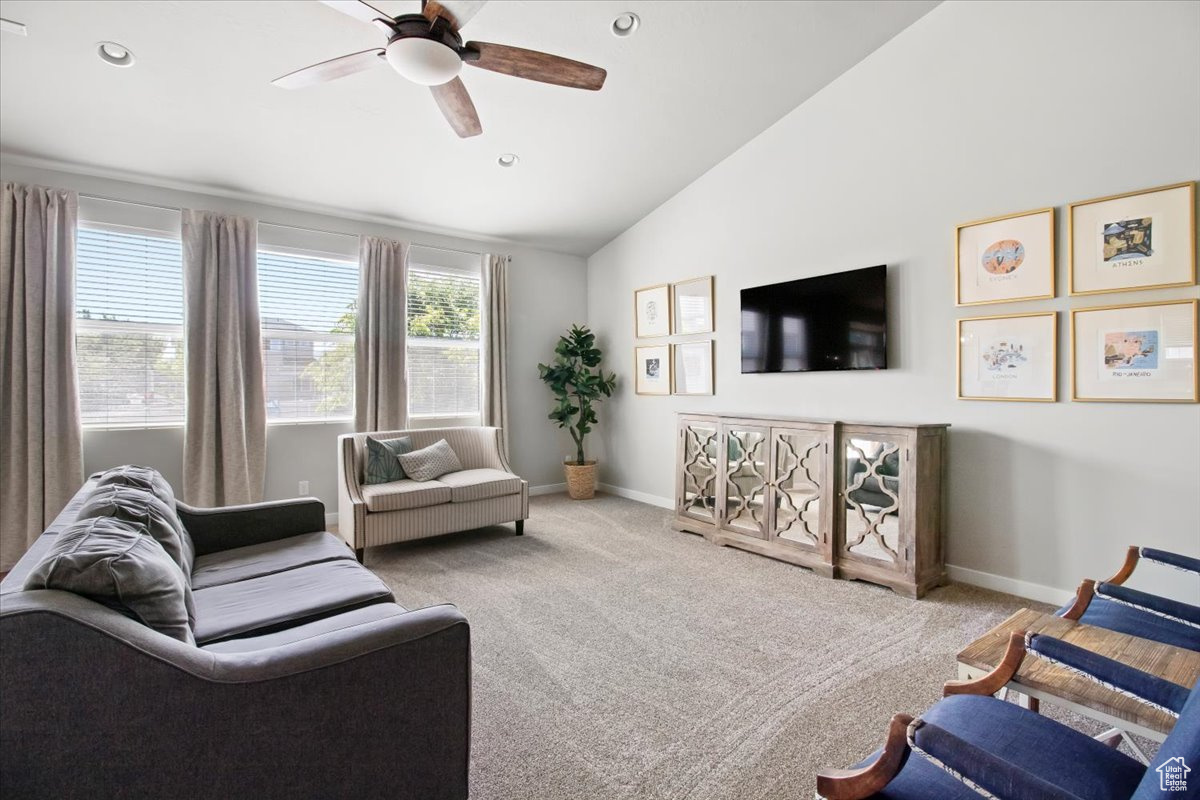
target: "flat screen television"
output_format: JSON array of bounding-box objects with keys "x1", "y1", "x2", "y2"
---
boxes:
[{"x1": 740, "y1": 265, "x2": 887, "y2": 373}]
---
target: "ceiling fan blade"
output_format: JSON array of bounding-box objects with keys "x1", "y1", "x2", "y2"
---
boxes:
[
  {"x1": 320, "y1": 0, "x2": 394, "y2": 25},
  {"x1": 422, "y1": 0, "x2": 487, "y2": 31},
  {"x1": 430, "y1": 77, "x2": 482, "y2": 138},
  {"x1": 272, "y1": 49, "x2": 385, "y2": 89},
  {"x1": 465, "y1": 42, "x2": 605, "y2": 91}
]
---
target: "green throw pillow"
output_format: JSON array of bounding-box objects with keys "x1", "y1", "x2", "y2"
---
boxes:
[{"x1": 364, "y1": 436, "x2": 412, "y2": 484}]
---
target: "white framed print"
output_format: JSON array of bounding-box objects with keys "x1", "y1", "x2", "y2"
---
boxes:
[
  {"x1": 673, "y1": 340, "x2": 714, "y2": 395},
  {"x1": 1069, "y1": 182, "x2": 1196, "y2": 296},
  {"x1": 634, "y1": 283, "x2": 671, "y2": 338},
  {"x1": 671, "y1": 276, "x2": 714, "y2": 335},
  {"x1": 635, "y1": 345, "x2": 671, "y2": 395},
  {"x1": 956, "y1": 207, "x2": 1055, "y2": 306},
  {"x1": 957, "y1": 312, "x2": 1057, "y2": 402},
  {"x1": 1071, "y1": 299, "x2": 1198, "y2": 403}
]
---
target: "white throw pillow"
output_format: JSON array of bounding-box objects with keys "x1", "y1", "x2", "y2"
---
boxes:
[{"x1": 397, "y1": 439, "x2": 463, "y2": 482}]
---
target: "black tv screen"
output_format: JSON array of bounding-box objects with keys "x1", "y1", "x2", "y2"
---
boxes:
[{"x1": 741, "y1": 265, "x2": 887, "y2": 373}]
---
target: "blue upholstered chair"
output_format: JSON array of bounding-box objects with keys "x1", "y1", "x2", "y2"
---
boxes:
[
  {"x1": 816, "y1": 631, "x2": 1199, "y2": 800},
  {"x1": 1057, "y1": 546, "x2": 1200, "y2": 651}
]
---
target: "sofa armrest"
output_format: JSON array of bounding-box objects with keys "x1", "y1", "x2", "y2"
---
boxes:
[
  {"x1": 177, "y1": 497, "x2": 326, "y2": 556},
  {"x1": 1, "y1": 594, "x2": 471, "y2": 800}
]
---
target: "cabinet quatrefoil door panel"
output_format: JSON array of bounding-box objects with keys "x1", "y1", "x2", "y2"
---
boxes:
[
  {"x1": 724, "y1": 426, "x2": 770, "y2": 539},
  {"x1": 674, "y1": 414, "x2": 947, "y2": 598}
]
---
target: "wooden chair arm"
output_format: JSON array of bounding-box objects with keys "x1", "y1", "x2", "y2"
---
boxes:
[
  {"x1": 1104, "y1": 546, "x2": 1140, "y2": 585},
  {"x1": 816, "y1": 714, "x2": 913, "y2": 800},
  {"x1": 1059, "y1": 578, "x2": 1097, "y2": 620},
  {"x1": 943, "y1": 631, "x2": 1027, "y2": 697}
]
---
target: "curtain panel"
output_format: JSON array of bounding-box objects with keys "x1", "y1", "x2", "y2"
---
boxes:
[
  {"x1": 356, "y1": 236, "x2": 409, "y2": 432},
  {"x1": 0, "y1": 182, "x2": 84, "y2": 570},
  {"x1": 481, "y1": 253, "x2": 510, "y2": 458},
  {"x1": 181, "y1": 210, "x2": 266, "y2": 506}
]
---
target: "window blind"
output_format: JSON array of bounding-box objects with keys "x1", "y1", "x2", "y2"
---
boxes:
[
  {"x1": 407, "y1": 264, "x2": 481, "y2": 417},
  {"x1": 75, "y1": 225, "x2": 186, "y2": 427},
  {"x1": 258, "y1": 249, "x2": 358, "y2": 422}
]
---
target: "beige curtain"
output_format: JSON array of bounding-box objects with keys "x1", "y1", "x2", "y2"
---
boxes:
[
  {"x1": 182, "y1": 210, "x2": 265, "y2": 506},
  {"x1": 0, "y1": 183, "x2": 84, "y2": 570},
  {"x1": 356, "y1": 236, "x2": 409, "y2": 432},
  {"x1": 481, "y1": 253, "x2": 510, "y2": 458}
]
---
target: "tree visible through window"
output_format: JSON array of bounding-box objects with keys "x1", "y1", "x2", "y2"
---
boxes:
[{"x1": 407, "y1": 266, "x2": 481, "y2": 416}]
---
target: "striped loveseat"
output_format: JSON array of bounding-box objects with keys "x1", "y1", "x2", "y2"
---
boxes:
[{"x1": 337, "y1": 427, "x2": 529, "y2": 561}]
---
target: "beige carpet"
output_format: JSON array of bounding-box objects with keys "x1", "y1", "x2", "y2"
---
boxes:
[{"x1": 365, "y1": 493, "x2": 1114, "y2": 800}]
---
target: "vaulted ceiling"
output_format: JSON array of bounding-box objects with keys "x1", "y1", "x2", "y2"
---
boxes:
[{"x1": 0, "y1": 0, "x2": 938, "y2": 254}]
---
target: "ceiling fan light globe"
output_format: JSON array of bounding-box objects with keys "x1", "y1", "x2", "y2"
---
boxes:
[{"x1": 385, "y1": 38, "x2": 462, "y2": 86}]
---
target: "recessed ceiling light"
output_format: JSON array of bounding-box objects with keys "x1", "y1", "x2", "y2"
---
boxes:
[
  {"x1": 97, "y1": 41, "x2": 134, "y2": 67},
  {"x1": 0, "y1": 17, "x2": 28, "y2": 37},
  {"x1": 611, "y1": 12, "x2": 640, "y2": 38},
  {"x1": 497, "y1": 153, "x2": 519, "y2": 168}
]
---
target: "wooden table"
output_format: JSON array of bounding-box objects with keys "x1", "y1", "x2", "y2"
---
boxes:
[{"x1": 957, "y1": 608, "x2": 1200, "y2": 754}]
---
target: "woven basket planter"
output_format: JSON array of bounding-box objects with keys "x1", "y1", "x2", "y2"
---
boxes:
[{"x1": 563, "y1": 461, "x2": 597, "y2": 500}]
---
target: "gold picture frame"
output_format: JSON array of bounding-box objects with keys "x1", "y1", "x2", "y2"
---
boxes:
[
  {"x1": 672, "y1": 340, "x2": 714, "y2": 396},
  {"x1": 956, "y1": 312, "x2": 1057, "y2": 402},
  {"x1": 635, "y1": 344, "x2": 672, "y2": 395},
  {"x1": 1070, "y1": 299, "x2": 1198, "y2": 403},
  {"x1": 1068, "y1": 181, "x2": 1196, "y2": 296},
  {"x1": 671, "y1": 276, "x2": 715, "y2": 335},
  {"x1": 955, "y1": 207, "x2": 1055, "y2": 306},
  {"x1": 634, "y1": 283, "x2": 671, "y2": 339}
]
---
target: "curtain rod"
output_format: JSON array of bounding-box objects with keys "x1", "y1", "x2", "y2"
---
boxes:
[{"x1": 78, "y1": 192, "x2": 491, "y2": 259}]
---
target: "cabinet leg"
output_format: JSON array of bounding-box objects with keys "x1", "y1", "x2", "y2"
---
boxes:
[{"x1": 515, "y1": 519, "x2": 524, "y2": 536}]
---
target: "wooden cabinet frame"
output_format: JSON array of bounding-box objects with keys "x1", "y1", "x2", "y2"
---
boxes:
[{"x1": 674, "y1": 413, "x2": 948, "y2": 598}]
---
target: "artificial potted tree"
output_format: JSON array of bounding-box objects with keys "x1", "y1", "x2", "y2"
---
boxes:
[{"x1": 537, "y1": 325, "x2": 617, "y2": 499}]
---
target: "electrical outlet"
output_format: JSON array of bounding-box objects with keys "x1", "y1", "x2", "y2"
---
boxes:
[{"x1": 298, "y1": 480, "x2": 310, "y2": 495}]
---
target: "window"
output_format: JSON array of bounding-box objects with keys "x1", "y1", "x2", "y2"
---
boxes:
[
  {"x1": 75, "y1": 223, "x2": 185, "y2": 427},
  {"x1": 407, "y1": 264, "x2": 481, "y2": 417},
  {"x1": 258, "y1": 247, "x2": 358, "y2": 422}
]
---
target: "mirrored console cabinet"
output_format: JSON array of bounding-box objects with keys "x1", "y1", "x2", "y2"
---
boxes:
[{"x1": 675, "y1": 413, "x2": 949, "y2": 598}]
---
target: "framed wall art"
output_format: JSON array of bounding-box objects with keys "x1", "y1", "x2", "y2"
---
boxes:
[
  {"x1": 956, "y1": 207, "x2": 1055, "y2": 306},
  {"x1": 635, "y1": 344, "x2": 672, "y2": 395},
  {"x1": 672, "y1": 276, "x2": 714, "y2": 335},
  {"x1": 1070, "y1": 299, "x2": 1198, "y2": 403},
  {"x1": 634, "y1": 283, "x2": 671, "y2": 338},
  {"x1": 672, "y1": 340, "x2": 714, "y2": 395},
  {"x1": 1068, "y1": 182, "x2": 1196, "y2": 296},
  {"x1": 957, "y1": 312, "x2": 1057, "y2": 402}
]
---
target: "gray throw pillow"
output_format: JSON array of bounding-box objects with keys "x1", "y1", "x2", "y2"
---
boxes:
[
  {"x1": 24, "y1": 517, "x2": 195, "y2": 645},
  {"x1": 397, "y1": 439, "x2": 462, "y2": 482},
  {"x1": 364, "y1": 436, "x2": 413, "y2": 485},
  {"x1": 92, "y1": 465, "x2": 176, "y2": 508},
  {"x1": 77, "y1": 485, "x2": 196, "y2": 627}
]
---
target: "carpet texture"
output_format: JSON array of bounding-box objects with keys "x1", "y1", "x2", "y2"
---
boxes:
[{"x1": 366, "y1": 493, "x2": 1119, "y2": 799}]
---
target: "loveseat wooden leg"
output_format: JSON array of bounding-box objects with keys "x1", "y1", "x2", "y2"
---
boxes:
[
  {"x1": 355, "y1": 547, "x2": 365, "y2": 563},
  {"x1": 515, "y1": 520, "x2": 524, "y2": 536}
]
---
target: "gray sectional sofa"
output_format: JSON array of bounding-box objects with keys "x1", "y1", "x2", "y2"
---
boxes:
[{"x1": 0, "y1": 467, "x2": 471, "y2": 800}]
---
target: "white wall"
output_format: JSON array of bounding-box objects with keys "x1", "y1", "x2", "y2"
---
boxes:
[
  {"x1": 586, "y1": 0, "x2": 1200, "y2": 603},
  {"x1": 0, "y1": 161, "x2": 588, "y2": 516}
]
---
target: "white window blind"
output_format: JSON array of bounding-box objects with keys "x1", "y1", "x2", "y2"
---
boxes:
[
  {"x1": 258, "y1": 248, "x2": 358, "y2": 422},
  {"x1": 407, "y1": 264, "x2": 481, "y2": 417},
  {"x1": 75, "y1": 224, "x2": 185, "y2": 427}
]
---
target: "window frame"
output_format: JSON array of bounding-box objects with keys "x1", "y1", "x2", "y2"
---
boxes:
[
  {"x1": 257, "y1": 244, "x2": 359, "y2": 427},
  {"x1": 75, "y1": 219, "x2": 187, "y2": 431},
  {"x1": 405, "y1": 260, "x2": 483, "y2": 422}
]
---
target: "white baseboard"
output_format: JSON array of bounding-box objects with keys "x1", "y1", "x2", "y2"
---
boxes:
[
  {"x1": 597, "y1": 483, "x2": 674, "y2": 510},
  {"x1": 529, "y1": 483, "x2": 566, "y2": 496},
  {"x1": 592, "y1": 483, "x2": 1072, "y2": 606},
  {"x1": 945, "y1": 564, "x2": 1071, "y2": 607},
  {"x1": 325, "y1": 512, "x2": 338, "y2": 527}
]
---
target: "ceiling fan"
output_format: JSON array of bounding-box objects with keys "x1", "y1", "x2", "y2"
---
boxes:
[{"x1": 273, "y1": 0, "x2": 607, "y2": 138}]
